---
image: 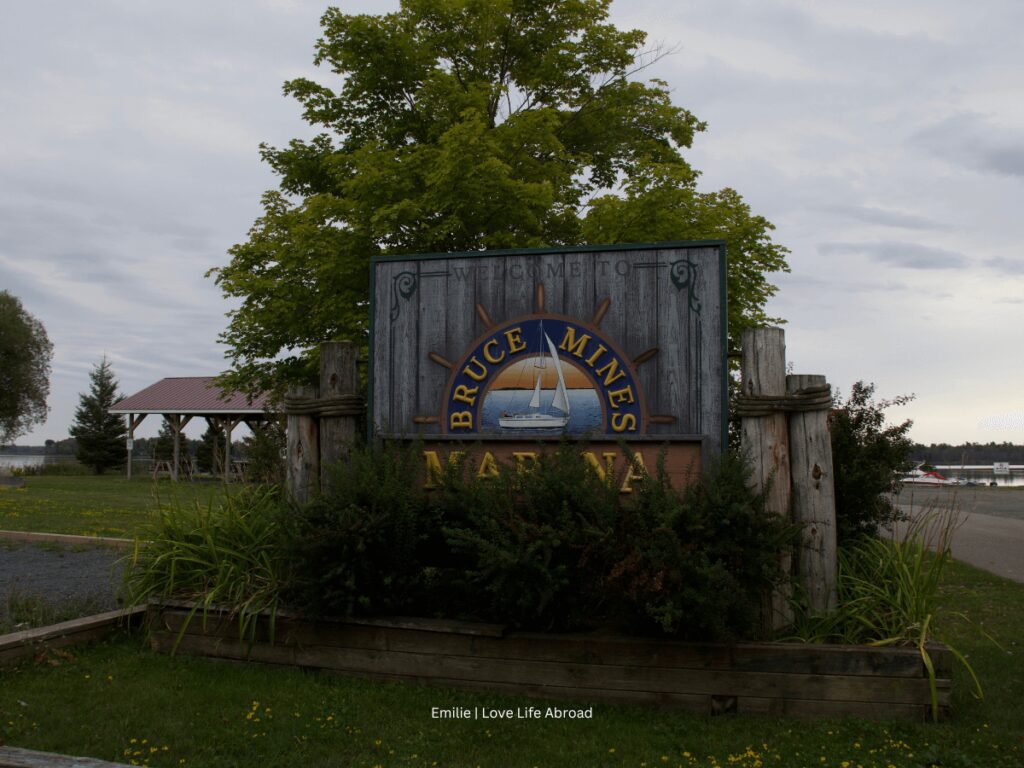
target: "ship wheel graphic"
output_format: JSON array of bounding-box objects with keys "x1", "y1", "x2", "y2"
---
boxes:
[{"x1": 413, "y1": 283, "x2": 678, "y2": 432}]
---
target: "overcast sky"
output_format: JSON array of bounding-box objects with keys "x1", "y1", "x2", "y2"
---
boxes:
[{"x1": 2, "y1": 0, "x2": 1021, "y2": 446}]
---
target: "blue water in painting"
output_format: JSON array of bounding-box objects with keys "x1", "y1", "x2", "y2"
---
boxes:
[{"x1": 480, "y1": 389, "x2": 602, "y2": 435}]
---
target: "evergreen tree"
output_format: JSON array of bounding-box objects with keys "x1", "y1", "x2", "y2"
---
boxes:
[
  {"x1": 69, "y1": 357, "x2": 126, "y2": 474},
  {"x1": 196, "y1": 422, "x2": 223, "y2": 474}
]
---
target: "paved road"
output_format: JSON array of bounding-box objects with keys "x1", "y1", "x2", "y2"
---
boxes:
[{"x1": 895, "y1": 487, "x2": 1024, "y2": 583}]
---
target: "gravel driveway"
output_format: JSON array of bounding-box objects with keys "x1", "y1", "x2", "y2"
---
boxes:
[{"x1": 0, "y1": 541, "x2": 125, "y2": 625}]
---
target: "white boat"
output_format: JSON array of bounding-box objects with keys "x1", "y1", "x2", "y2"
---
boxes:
[
  {"x1": 901, "y1": 465, "x2": 967, "y2": 487},
  {"x1": 498, "y1": 329, "x2": 570, "y2": 430}
]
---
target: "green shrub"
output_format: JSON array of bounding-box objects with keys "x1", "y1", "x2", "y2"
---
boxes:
[
  {"x1": 438, "y1": 442, "x2": 621, "y2": 631},
  {"x1": 280, "y1": 442, "x2": 435, "y2": 617},
  {"x1": 829, "y1": 381, "x2": 914, "y2": 542},
  {"x1": 281, "y1": 441, "x2": 792, "y2": 641},
  {"x1": 607, "y1": 451, "x2": 794, "y2": 640},
  {"x1": 121, "y1": 485, "x2": 286, "y2": 646}
]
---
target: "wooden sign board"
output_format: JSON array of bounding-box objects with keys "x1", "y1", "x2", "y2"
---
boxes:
[{"x1": 370, "y1": 241, "x2": 727, "y2": 484}]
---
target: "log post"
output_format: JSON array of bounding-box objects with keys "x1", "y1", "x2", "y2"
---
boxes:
[
  {"x1": 319, "y1": 341, "x2": 360, "y2": 493},
  {"x1": 740, "y1": 327, "x2": 794, "y2": 632},
  {"x1": 286, "y1": 383, "x2": 319, "y2": 504},
  {"x1": 787, "y1": 373, "x2": 838, "y2": 612}
]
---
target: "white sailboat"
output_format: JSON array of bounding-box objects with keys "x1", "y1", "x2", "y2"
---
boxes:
[{"x1": 498, "y1": 331, "x2": 570, "y2": 429}]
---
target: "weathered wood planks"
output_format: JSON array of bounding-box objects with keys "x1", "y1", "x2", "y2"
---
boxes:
[
  {"x1": 146, "y1": 603, "x2": 951, "y2": 721},
  {"x1": 370, "y1": 243, "x2": 727, "y2": 453},
  {"x1": 0, "y1": 606, "x2": 146, "y2": 666}
]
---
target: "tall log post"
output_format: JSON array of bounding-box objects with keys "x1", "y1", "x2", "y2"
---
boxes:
[
  {"x1": 787, "y1": 374, "x2": 838, "y2": 612},
  {"x1": 319, "y1": 341, "x2": 360, "y2": 493},
  {"x1": 740, "y1": 327, "x2": 794, "y2": 633},
  {"x1": 286, "y1": 383, "x2": 319, "y2": 504}
]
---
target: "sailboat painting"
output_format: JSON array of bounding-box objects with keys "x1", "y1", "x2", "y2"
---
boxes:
[{"x1": 480, "y1": 321, "x2": 602, "y2": 434}]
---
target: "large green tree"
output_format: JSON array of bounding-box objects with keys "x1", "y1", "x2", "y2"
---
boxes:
[
  {"x1": 211, "y1": 0, "x2": 789, "y2": 395},
  {"x1": 0, "y1": 291, "x2": 53, "y2": 445},
  {"x1": 69, "y1": 357, "x2": 127, "y2": 474}
]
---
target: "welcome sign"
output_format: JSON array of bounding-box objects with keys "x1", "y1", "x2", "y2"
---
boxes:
[{"x1": 370, "y1": 241, "x2": 727, "y2": 487}]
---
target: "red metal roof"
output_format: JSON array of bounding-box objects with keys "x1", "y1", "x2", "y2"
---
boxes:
[{"x1": 110, "y1": 377, "x2": 272, "y2": 414}]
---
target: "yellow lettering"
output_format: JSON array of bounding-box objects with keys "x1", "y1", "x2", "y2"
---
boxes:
[
  {"x1": 619, "y1": 451, "x2": 648, "y2": 493},
  {"x1": 582, "y1": 451, "x2": 619, "y2": 484},
  {"x1": 423, "y1": 450, "x2": 466, "y2": 489},
  {"x1": 477, "y1": 451, "x2": 501, "y2": 479},
  {"x1": 607, "y1": 385, "x2": 635, "y2": 409},
  {"x1": 453, "y1": 384, "x2": 479, "y2": 405},
  {"x1": 611, "y1": 413, "x2": 637, "y2": 433},
  {"x1": 511, "y1": 451, "x2": 539, "y2": 472},
  {"x1": 595, "y1": 358, "x2": 627, "y2": 387},
  {"x1": 449, "y1": 411, "x2": 473, "y2": 430},
  {"x1": 462, "y1": 356, "x2": 487, "y2": 382},
  {"x1": 559, "y1": 327, "x2": 591, "y2": 358},
  {"x1": 504, "y1": 327, "x2": 526, "y2": 353},
  {"x1": 585, "y1": 343, "x2": 608, "y2": 368},
  {"x1": 483, "y1": 339, "x2": 505, "y2": 364}
]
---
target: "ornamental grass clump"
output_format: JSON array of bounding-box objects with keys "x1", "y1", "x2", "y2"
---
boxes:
[
  {"x1": 790, "y1": 502, "x2": 985, "y2": 720},
  {"x1": 121, "y1": 485, "x2": 286, "y2": 649}
]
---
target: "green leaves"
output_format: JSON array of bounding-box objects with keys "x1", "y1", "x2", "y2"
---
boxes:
[
  {"x1": 0, "y1": 290, "x2": 52, "y2": 445},
  {"x1": 212, "y1": 0, "x2": 789, "y2": 393}
]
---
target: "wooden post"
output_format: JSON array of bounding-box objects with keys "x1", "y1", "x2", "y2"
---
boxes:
[
  {"x1": 287, "y1": 384, "x2": 319, "y2": 504},
  {"x1": 787, "y1": 374, "x2": 838, "y2": 612},
  {"x1": 169, "y1": 415, "x2": 180, "y2": 483},
  {"x1": 223, "y1": 418, "x2": 240, "y2": 483},
  {"x1": 126, "y1": 414, "x2": 145, "y2": 480},
  {"x1": 740, "y1": 327, "x2": 794, "y2": 632},
  {"x1": 319, "y1": 341, "x2": 360, "y2": 493}
]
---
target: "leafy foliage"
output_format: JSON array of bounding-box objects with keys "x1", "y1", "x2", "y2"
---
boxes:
[
  {"x1": 239, "y1": 420, "x2": 287, "y2": 485},
  {"x1": 0, "y1": 290, "x2": 53, "y2": 445},
  {"x1": 788, "y1": 506, "x2": 984, "y2": 721},
  {"x1": 210, "y1": 0, "x2": 789, "y2": 395},
  {"x1": 280, "y1": 442, "x2": 435, "y2": 617},
  {"x1": 69, "y1": 357, "x2": 127, "y2": 475},
  {"x1": 195, "y1": 422, "x2": 223, "y2": 474},
  {"x1": 122, "y1": 486, "x2": 286, "y2": 647},
  {"x1": 281, "y1": 441, "x2": 790, "y2": 639},
  {"x1": 607, "y1": 451, "x2": 794, "y2": 640},
  {"x1": 828, "y1": 381, "x2": 915, "y2": 542},
  {"x1": 438, "y1": 442, "x2": 621, "y2": 630}
]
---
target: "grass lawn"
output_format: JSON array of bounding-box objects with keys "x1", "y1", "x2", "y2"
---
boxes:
[
  {"x1": 0, "y1": 476, "x2": 233, "y2": 538},
  {"x1": 1, "y1": 560, "x2": 1021, "y2": 768}
]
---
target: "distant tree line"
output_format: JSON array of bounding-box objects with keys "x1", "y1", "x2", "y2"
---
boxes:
[{"x1": 910, "y1": 442, "x2": 1024, "y2": 465}]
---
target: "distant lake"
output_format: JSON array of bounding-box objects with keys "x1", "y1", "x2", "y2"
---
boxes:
[
  {"x1": 933, "y1": 465, "x2": 1024, "y2": 487},
  {"x1": 0, "y1": 455, "x2": 77, "y2": 470}
]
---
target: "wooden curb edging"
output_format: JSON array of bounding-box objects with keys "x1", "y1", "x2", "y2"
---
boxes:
[
  {"x1": 0, "y1": 746, "x2": 131, "y2": 768},
  {"x1": 0, "y1": 530, "x2": 137, "y2": 549},
  {"x1": 0, "y1": 606, "x2": 146, "y2": 666},
  {"x1": 146, "y1": 602, "x2": 953, "y2": 721}
]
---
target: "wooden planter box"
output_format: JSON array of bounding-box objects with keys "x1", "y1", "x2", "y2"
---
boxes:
[{"x1": 146, "y1": 601, "x2": 952, "y2": 721}]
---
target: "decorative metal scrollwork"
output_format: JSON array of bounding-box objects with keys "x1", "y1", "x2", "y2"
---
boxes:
[{"x1": 669, "y1": 259, "x2": 701, "y2": 313}]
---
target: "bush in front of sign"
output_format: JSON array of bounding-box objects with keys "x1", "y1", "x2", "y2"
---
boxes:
[
  {"x1": 437, "y1": 441, "x2": 622, "y2": 631},
  {"x1": 605, "y1": 451, "x2": 795, "y2": 641},
  {"x1": 280, "y1": 442, "x2": 438, "y2": 617}
]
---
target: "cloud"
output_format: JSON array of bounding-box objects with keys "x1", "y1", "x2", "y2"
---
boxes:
[
  {"x1": 978, "y1": 412, "x2": 1024, "y2": 431},
  {"x1": 815, "y1": 204, "x2": 944, "y2": 230},
  {"x1": 913, "y1": 113, "x2": 1024, "y2": 178},
  {"x1": 983, "y1": 256, "x2": 1023, "y2": 275},
  {"x1": 818, "y1": 241, "x2": 968, "y2": 269}
]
